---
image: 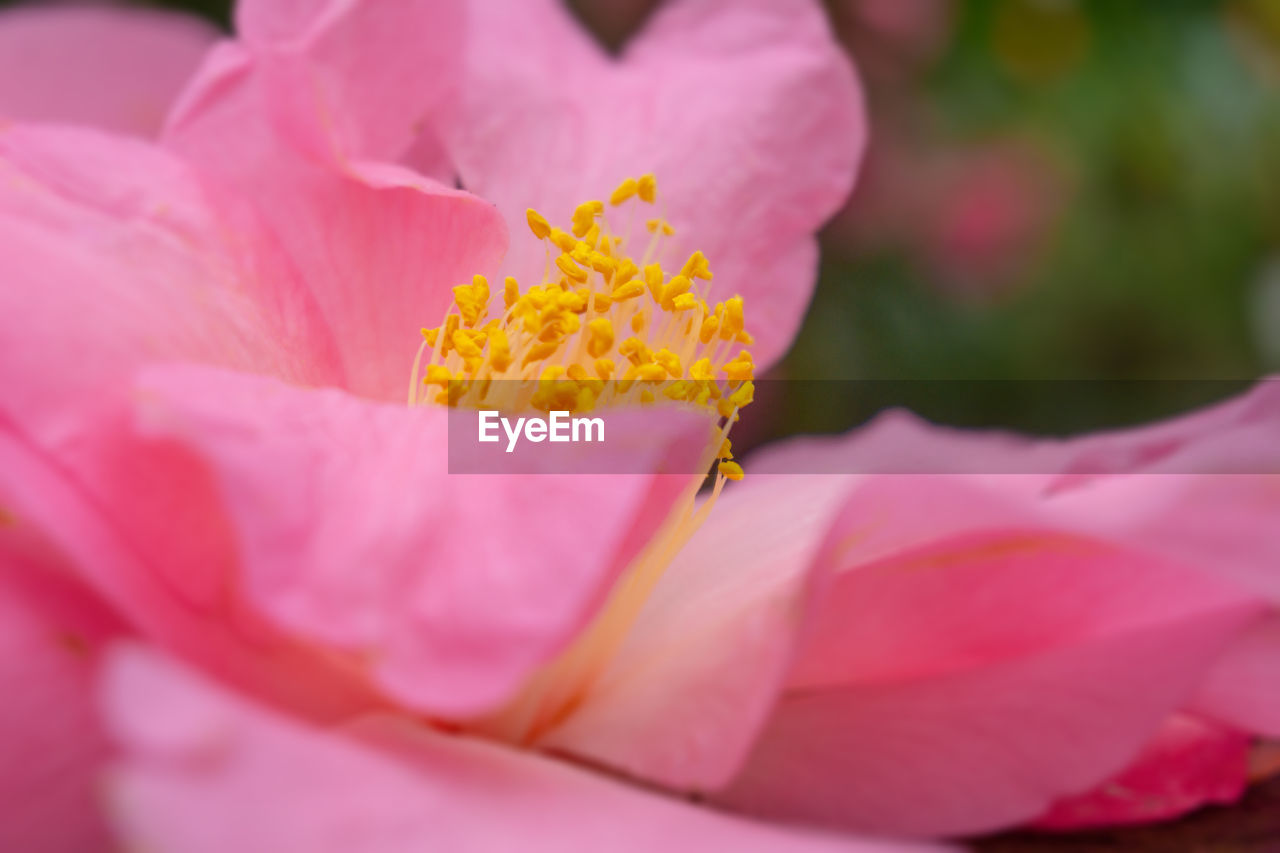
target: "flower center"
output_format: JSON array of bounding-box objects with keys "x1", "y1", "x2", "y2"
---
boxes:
[{"x1": 412, "y1": 175, "x2": 754, "y2": 481}]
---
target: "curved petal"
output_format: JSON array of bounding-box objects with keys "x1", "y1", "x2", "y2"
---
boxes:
[
  {"x1": 0, "y1": 122, "x2": 340, "y2": 444},
  {"x1": 541, "y1": 475, "x2": 854, "y2": 791},
  {"x1": 0, "y1": 5, "x2": 217, "y2": 137},
  {"x1": 103, "y1": 647, "x2": 927, "y2": 853},
  {"x1": 440, "y1": 0, "x2": 865, "y2": 366},
  {"x1": 165, "y1": 43, "x2": 508, "y2": 399},
  {"x1": 1033, "y1": 715, "x2": 1251, "y2": 830},
  {"x1": 231, "y1": 0, "x2": 464, "y2": 166},
  {"x1": 0, "y1": 420, "x2": 389, "y2": 723},
  {"x1": 712, "y1": 476, "x2": 1264, "y2": 837},
  {"x1": 134, "y1": 364, "x2": 701, "y2": 717},
  {"x1": 0, "y1": 528, "x2": 126, "y2": 851},
  {"x1": 1190, "y1": 615, "x2": 1280, "y2": 737}
]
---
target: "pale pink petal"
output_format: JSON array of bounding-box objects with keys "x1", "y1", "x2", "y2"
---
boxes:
[
  {"x1": 134, "y1": 365, "x2": 703, "y2": 717},
  {"x1": 441, "y1": 0, "x2": 865, "y2": 366},
  {"x1": 712, "y1": 476, "x2": 1264, "y2": 837},
  {"x1": 1190, "y1": 615, "x2": 1280, "y2": 737},
  {"x1": 1033, "y1": 715, "x2": 1251, "y2": 830},
  {"x1": 0, "y1": 423, "x2": 389, "y2": 723},
  {"x1": 231, "y1": 0, "x2": 462, "y2": 167},
  {"x1": 0, "y1": 122, "x2": 340, "y2": 444},
  {"x1": 165, "y1": 43, "x2": 508, "y2": 399},
  {"x1": 0, "y1": 528, "x2": 126, "y2": 851},
  {"x1": 0, "y1": 5, "x2": 217, "y2": 137},
  {"x1": 540, "y1": 475, "x2": 854, "y2": 790},
  {"x1": 104, "y1": 647, "x2": 929, "y2": 853}
]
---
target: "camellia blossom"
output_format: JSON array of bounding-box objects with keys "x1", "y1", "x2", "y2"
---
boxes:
[{"x1": 1, "y1": 0, "x2": 1278, "y2": 851}]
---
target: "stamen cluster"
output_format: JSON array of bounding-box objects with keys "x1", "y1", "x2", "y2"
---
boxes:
[{"x1": 413, "y1": 176, "x2": 754, "y2": 480}]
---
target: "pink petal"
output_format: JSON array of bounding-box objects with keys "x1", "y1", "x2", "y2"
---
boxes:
[
  {"x1": 232, "y1": 0, "x2": 463, "y2": 166},
  {"x1": 0, "y1": 527, "x2": 127, "y2": 851},
  {"x1": 134, "y1": 365, "x2": 701, "y2": 717},
  {"x1": 540, "y1": 475, "x2": 854, "y2": 790},
  {"x1": 104, "y1": 647, "x2": 929, "y2": 853},
  {"x1": 0, "y1": 5, "x2": 216, "y2": 137},
  {"x1": 439, "y1": 0, "x2": 865, "y2": 366},
  {"x1": 1190, "y1": 615, "x2": 1280, "y2": 737},
  {"x1": 0, "y1": 422, "x2": 389, "y2": 723},
  {"x1": 1033, "y1": 714, "x2": 1251, "y2": 830},
  {"x1": 165, "y1": 43, "x2": 508, "y2": 399},
  {"x1": 0, "y1": 122, "x2": 340, "y2": 444},
  {"x1": 712, "y1": 476, "x2": 1263, "y2": 837}
]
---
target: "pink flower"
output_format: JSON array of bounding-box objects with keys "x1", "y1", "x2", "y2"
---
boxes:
[{"x1": 2, "y1": 0, "x2": 1276, "y2": 849}]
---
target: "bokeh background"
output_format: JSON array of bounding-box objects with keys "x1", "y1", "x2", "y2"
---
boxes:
[{"x1": 7, "y1": 0, "x2": 1279, "y2": 444}]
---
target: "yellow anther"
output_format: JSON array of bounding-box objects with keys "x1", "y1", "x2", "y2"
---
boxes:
[
  {"x1": 660, "y1": 275, "x2": 692, "y2": 308},
  {"x1": 636, "y1": 363, "x2": 668, "y2": 382},
  {"x1": 583, "y1": 223, "x2": 601, "y2": 249},
  {"x1": 610, "y1": 178, "x2": 638, "y2": 205},
  {"x1": 555, "y1": 254, "x2": 589, "y2": 283},
  {"x1": 736, "y1": 330, "x2": 755, "y2": 346},
  {"x1": 522, "y1": 339, "x2": 561, "y2": 366},
  {"x1": 680, "y1": 250, "x2": 713, "y2": 281},
  {"x1": 472, "y1": 274, "x2": 490, "y2": 305},
  {"x1": 718, "y1": 438, "x2": 733, "y2": 460},
  {"x1": 615, "y1": 258, "x2": 638, "y2": 285},
  {"x1": 587, "y1": 318, "x2": 615, "y2": 359},
  {"x1": 637, "y1": 174, "x2": 657, "y2": 203},
  {"x1": 619, "y1": 336, "x2": 653, "y2": 365},
  {"x1": 504, "y1": 277, "x2": 520, "y2": 309},
  {"x1": 664, "y1": 381, "x2": 690, "y2": 401},
  {"x1": 592, "y1": 292, "x2": 613, "y2": 312},
  {"x1": 699, "y1": 315, "x2": 720, "y2": 344},
  {"x1": 594, "y1": 358, "x2": 615, "y2": 380},
  {"x1": 610, "y1": 281, "x2": 645, "y2": 302},
  {"x1": 440, "y1": 315, "x2": 460, "y2": 354},
  {"x1": 571, "y1": 242, "x2": 592, "y2": 264},
  {"x1": 729, "y1": 380, "x2": 755, "y2": 408},
  {"x1": 643, "y1": 264, "x2": 664, "y2": 300},
  {"x1": 589, "y1": 252, "x2": 616, "y2": 278},
  {"x1": 566, "y1": 364, "x2": 591, "y2": 382},
  {"x1": 719, "y1": 460, "x2": 745, "y2": 481},
  {"x1": 550, "y1": 228, "x2": 577, "y2": 253},
  {"x1": 723, "y1": 351, "x2": 754, "y2": 382},
  {"x1": 721, "y1": 295, "x2": 745, "y2": 340},
  {"x1": 421, "y1": 327, "x2": 439, "y2": 347},
  {"x1": 526, "y1": 209, "x2": 552, "y2": 240},
  {"x1": 488, "y1": 327, "x2": 512, "y2": 371},
  {"x1": 654, "y1": 348, "x2": 683, "y2": 378},
  {"x1": 640, "y1": 390, "x2": 656, "y2": 404},
  {"x1": 423, "y1": 365, "x2": 454, "y2": 387},
  {"x1": 689, "y1": 357, "x2": 715, "y2": 381},
  {"x1": 672, "y1": 292, "x2": 698, "y2": 312},
  {"x1": 572, "y1": 201, "x2": 601, "y2": 238},
  {"x1": 631, "y1": 312, "x2": 647, "y2": 333},
  {"x1": 645, "y1": 218, "x2": 676, "y2": 236},
  {"x1": 539, "y1": 365, "x2": 566, "y2": 382},
  {"x1": 451, "y1": 330, "x2": 484, "y2": 360},
  {"x1": 716, "y1": 398, "x2": 735, "y2": 418}
]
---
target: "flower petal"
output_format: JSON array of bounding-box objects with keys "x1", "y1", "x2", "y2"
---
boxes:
[
  {"x1": 0, "y1": 5, "x2": 216, "y2": 137},
  {"x1": 540, "y1": 475, "x2": 854, "y2": 791},
  {"x1": 164, "y1": 43, "x2": 508, "y2": 399},
  {"x1": 1033, "y1": 714, "x2": 1251, "y2": 830},
  {"x1": 104, "y1": 647, "x2": 927, "y2": 853},
  {"x1": 134, "y1": 364, "x2": 702, "y2": 717},
  {"x1": 440, "y1": 0, "x2": 865, "y2": 366},
  {"x1": 1190, "y1": 615, "x2": 1280, "y2": 737},
  {"x1": 0, "y1": 121, "x2": 341, "y2": 443},
  {"x1": 712, "y1": 476, "x2": 1263, "y2": 837},
  {"x1": 0, "y1": 527, "x2": 126, "y2": 851},
  {"x1": 232, "y1": 0, "x2": 464, "y2": 166}
]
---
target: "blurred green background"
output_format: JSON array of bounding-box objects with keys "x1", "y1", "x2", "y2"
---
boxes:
[{"x1": 9, "y1": 0, "x2": 1278, "y2": 439}]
